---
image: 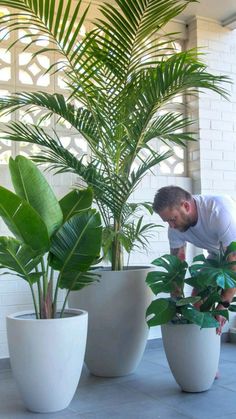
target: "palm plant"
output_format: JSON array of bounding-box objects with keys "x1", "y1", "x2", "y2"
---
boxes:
[
  {"x1": 0, "y1": 155, "x2": 102, "y2": 318},
  {"x1": 0, "y1": 0, "x2": 230, "y2": 270}
]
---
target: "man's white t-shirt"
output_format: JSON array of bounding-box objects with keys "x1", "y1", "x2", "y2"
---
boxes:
[{"x1": 168, "y1": 195, "x2": 236, "y2": 256}]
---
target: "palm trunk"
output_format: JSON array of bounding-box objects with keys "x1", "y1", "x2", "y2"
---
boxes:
[{"x1": 112, "y1": 221, "x2": 123, "y2": 271}]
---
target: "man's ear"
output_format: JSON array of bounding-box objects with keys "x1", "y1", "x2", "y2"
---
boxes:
[{"x1": 182, "y1": 200, "x2": 191, "y2": 212}]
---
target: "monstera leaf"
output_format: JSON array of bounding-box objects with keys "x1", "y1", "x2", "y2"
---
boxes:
[
  {"x1": 146, "y1": 298, "x2": 176, "y2": 327},
  {"x1": 146, "y1": 254, "x2": 188, "y2": 295}
]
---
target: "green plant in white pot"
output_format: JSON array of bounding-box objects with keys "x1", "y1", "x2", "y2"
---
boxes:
[
  {"x1": 0, "y1": 0, "x2": 229, "y2": 376},
  {"x1": 146, "y1": 243, "x2": 236, "y2": 392},
  {"x1": 0, "y1": 155, "x2": 102, "y2": 413}
]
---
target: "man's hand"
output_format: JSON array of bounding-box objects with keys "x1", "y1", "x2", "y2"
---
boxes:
[{"x1": 215, "y1": 304, "x2": 227, "y2": 335}]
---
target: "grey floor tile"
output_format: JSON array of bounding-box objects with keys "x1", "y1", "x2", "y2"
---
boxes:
[
  {"x1": 0, "y1": 342, "x2": 235, "y2": 418},
  {"x1": 214, "y1": 359, "x2": 236, "y2": 391},
  {"x1": 69, "y1": 381, "x2": 154, "y2": 414},
  {"x1": 72, "y1": 399, "x2": 193, "y2": 419},
  {"x1": 154, "y1": 385, "x2": 236, "y2": 419}
]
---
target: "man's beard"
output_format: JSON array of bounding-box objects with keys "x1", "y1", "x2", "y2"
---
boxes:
[{"x1": 177, "y1": 215, "x2": 196, "y2": 232}]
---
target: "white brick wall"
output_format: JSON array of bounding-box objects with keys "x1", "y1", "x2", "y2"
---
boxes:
[{"x1": 187, "y1": 17, "x2": 236, "y2": 196}]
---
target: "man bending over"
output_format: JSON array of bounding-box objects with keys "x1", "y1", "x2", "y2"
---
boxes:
[{"x1": 153, "y1": 185, "x2": 236, "y2": 335}]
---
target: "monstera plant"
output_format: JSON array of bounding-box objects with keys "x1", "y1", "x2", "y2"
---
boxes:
[
  {"x1": 0, "y1": 0, "x2": 230, "y2": 270},
  {"x1": 0, "y1": 155, "x2": 102, "y2": 319},
  {"x1": 145, "y1": 243, "x2": 236, "y2": 392},
  {"x1": 146, "y1": 242, "x2": 236, "y2": 328}
]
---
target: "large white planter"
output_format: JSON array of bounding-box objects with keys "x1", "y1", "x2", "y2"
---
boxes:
[
  {"x1": 161, "y1": 323, "x2": 220, "y2": 392},
  {"x1": 7, "y1": 309, "x2": 88, "y2": 413},
  {"x1": 69, "y1": 267, "x2": 153, "y2": 377}
]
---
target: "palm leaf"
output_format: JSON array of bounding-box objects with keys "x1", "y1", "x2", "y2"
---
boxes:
[
  {"x1": 0, "y1": 0, "x2": 90, "y2": 71},
  {"x1": 94, "y1": 0, "x2": 198, "y2": 77}
]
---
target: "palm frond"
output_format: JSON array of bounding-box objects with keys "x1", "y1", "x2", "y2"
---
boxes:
[
  {"x1": 0, "y1": 0, "x2": 90, "y2": 67},
  {"x1": 94, "y1": 0, "x2": 198, "y2": 77}
]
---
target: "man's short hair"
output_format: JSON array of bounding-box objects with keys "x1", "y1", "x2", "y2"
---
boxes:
[{"x1": 153, "y1": 186, "x2": 192, "y2": 213}]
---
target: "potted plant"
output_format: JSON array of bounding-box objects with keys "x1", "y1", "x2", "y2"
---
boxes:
[
  {"x1": 0, "y1": 0, "x2": 229, "y2": 376},
  {"x1": 0, "y1": 156, "x2": 102, "y2": 412},
  {"x1": 146, "y1": 243, "x2": 236, "y2": 392}
]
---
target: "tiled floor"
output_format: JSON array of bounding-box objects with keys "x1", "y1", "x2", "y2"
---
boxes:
[{"x1": 0, "y1": 340, "x2": 235, "y2": 419}]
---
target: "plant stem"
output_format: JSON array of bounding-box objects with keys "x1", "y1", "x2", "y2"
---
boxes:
[
  {"x1": 35, "y1": 265, "x2": 42, "y2": 318},
  {"x1": 29, "y1": 283, "x2": 39, "y2": 319},
  {"x1": 41, "y1": 257, "x2": 47, "y2": 299},
  {"x1": 60, "y1": 290, "x2": 70, "y2": 318},
  {"x1": 53, "y1": 273, "x2": 60, "y2": 318}
]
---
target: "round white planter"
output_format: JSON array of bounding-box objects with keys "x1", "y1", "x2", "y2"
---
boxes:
[
  {"x1": 69, "y1": 266, "x2": 153, "y2": 377},
  {"x1": 7, "y1": 309, "x2": 88, "y2": 413},
  {"x1": 161, "y1": 323, "x2": 221, "y2": 392}
]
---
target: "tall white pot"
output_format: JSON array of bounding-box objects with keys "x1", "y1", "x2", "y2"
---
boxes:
[
  {"x1": 69, "y1": 267, "x2": 153, "y2": 377},
  {"x1": 161, "y1": 323, "x2": 220, "y2": 392},
  {"x1": 7, "y1": 309, "x2": 88, "y2": 413}
]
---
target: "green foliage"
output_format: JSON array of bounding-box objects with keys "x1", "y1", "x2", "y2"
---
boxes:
[
  {"x1": 0, "y1": 186, "x2": 50, "y2": 252},
  {"x1": 146, "y1": 243, "x2": 236, "y2": 328},
  {"x1": 0, "y1": 156, "x2": 102, "y2": 319},
  {"x1": 0, "y1": 0, "x2": 230, "y2": 270},
  {"x1": 9, "y1": 156, "x2": 63, "y2": 237}
]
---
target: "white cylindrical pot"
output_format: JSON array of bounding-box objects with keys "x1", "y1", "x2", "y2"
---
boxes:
[
  {"x1": 161, "y1": 323, "x2": 220, "y2": 392},
  {"x1": 69, "y1": 267, "x2": 153, "y2": 377},
  {"x1": 7, "y1": 309, "x2": 88, "y2": 413}
]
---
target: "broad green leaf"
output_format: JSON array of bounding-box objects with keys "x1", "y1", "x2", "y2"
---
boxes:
[
  {"x1": 49, "y1": 209, "x2": 102, "y2": 280},
  {"x1": 146, "y1": 298, "x2": 176, "y2": 327},
  {"x1": 59, "y1": 271, "x2": 100, "y2": 291},
  {"x1": 176, "y1": 296, "x2": 201, "y2": 306},
  {"x1": 216, "y1": 271, "x2": 236, "y2": 289},
  {"x1": 146, "y1": 271, "x2": 175, "y2": 295},
  {"x1": 59, "y1": 187, "x2": 93, "y2": 221},
  {"x1": 225, "y1": 241, "x2": 236, "y2": 258},
  {"x1": 211, "y1": 309, "x2": 229, "y2": 321},
  {"x1": 200, "y1": 292, "x2": 221, "y2": 311},
  {"x1": 0, "y1": 187, "x2": 49, "y2": 251},
  {"x1": 192, "y1": 254, "x2": 206, "y2": 263},
  {"x1": 9, "y1": 156, "x2": 63, "y2": 237},
  {"x1": 181, "y1": 306, "x2": 219, "y2": 328},
  {"x1": 0, "y1": 237, "x2": 43, "y2": 283},
  {"x1": 146, "y1": 255, "x2": 187, "y2": 295}
]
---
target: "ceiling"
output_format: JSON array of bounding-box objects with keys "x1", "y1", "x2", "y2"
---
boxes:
[{"x1": 177, "y1": 0, "x2": 236, "y2": 26}]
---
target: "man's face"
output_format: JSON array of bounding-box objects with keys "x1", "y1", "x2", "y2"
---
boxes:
[{"x1": 158, "y1": 201, "x2": 193, "y2": 232}]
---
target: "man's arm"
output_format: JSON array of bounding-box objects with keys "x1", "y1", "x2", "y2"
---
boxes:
[
  {"x1": 218, "y1": 251, "x2": 236, "y2": 304},
  {"x1": 170, "y1": 246, "x2": 186, "y2": 297},
  {"x1": 216, "y1": 251, "x2": 236, "y2": 335},
  {"x1": 170, "y1": 245, "x2": 186, "y2": 261}
]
